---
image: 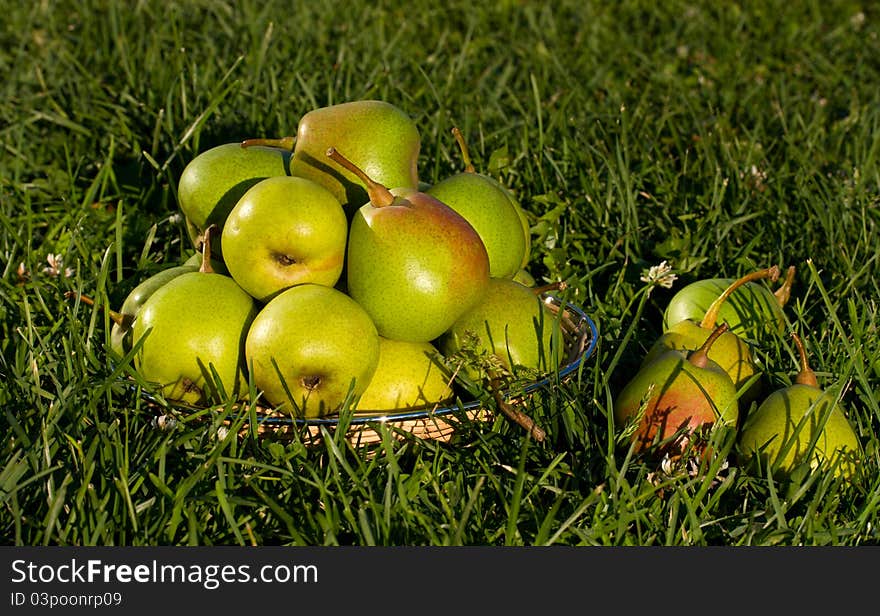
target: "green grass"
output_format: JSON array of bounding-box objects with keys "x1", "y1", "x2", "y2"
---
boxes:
[{"x1": 2, "y1": 0, "x2": 879, "y2": 546}]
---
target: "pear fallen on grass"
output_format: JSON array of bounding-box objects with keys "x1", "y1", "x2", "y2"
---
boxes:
[
  {"x1": 738, "y1": 332, "x2": 862, "y2": 479},
  {"x1": 664, "y1": 264, "x2": 796, "y2": 343},
  {"x1": 615, "y1": 323, "x2": 740, "y2": 458},
  {"x1": 643, "y1": 265, "x2": 781, "y2": 405}
]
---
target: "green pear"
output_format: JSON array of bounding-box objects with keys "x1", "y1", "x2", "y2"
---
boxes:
[
  {"x1": 245, "y1": 283, "x2": 380, "y2": 418},
  {"x1": 664, "y1": 265, "x2": 796, "y2": 343},
  {"x1": 132, "y1": 227, "x2": 258, "y2": 405},
  {"x1": 614, "y1": 324, "x2": 740, "y2": 458},
  {"x1": 643, "y1": 266, "x2": 781, "y2": 405},
  {"x1": 246, "y1": 100, "x2": 420, "y2": 216},
  {"x1": 439, "y1": 278, "x2": 563, "y2": 379},
  {"x1": 109, "y1": 262, "x2": 199, "y2": 356},
  {"x1": 738, "y1": 333, "x2": 861, "y2": 478},
  {"x1": 177, "y1": 141, "x2": 290, "y2": 235},
  {"x1": 220, "y1": 176, "x2": 348, "y2": 303},
  {"x1": 426, "y1": 128, "x2": 527, "y2": 279},
  {"x1": 355, "y1": 338, "x2": 454, "y2": 412},
  {"x1": 327, "y1": 147, "x2": 490, "y2": 343}
]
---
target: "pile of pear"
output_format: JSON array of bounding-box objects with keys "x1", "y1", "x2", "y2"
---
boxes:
[
  {"x1": 613, "y1": 265, "x2": 863, "y2": 480},
  {"x1": 103, "y1": 100, "x2": 567, "y2": 424}
]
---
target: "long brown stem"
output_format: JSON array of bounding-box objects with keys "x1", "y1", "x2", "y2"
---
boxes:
[
  {"x1": 326, "y1": 147, "x2": 395, "y2": 207},
  {"x1": 792, "y1": 332, "x2": 819, "y2": 387},
  {"x1": 451, "y1": 127, "x2": 476, "y2": 174},
  {"x1": 200, "y1": 225, "x2": 217, "y2": 274},
  {"x1": 688, "y1": 323, "x2": 729, "y2": 369},
  {"x1": 700, "y1": 265, "x2": 780, "y2": 329},
  {"x1": 532, "y1": 281, "x2": 568, "y2": 295},
  {"x1": 64, "y1": 291, "x2": 129, "y2": 327},
  {"x1": 489, "y1": 376, "x2": 545, "y2": 442},
  {"x1": 774, "y1": 265, "x2": 796, "y2": 307}
]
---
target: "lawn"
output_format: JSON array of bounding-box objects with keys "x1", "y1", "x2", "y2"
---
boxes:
[{"x1": 1, "y1": 0, "x2": 879, "y2": 546}]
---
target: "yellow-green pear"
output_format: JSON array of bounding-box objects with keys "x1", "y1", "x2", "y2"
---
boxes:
[
  {"x1": 177, "y1": 142, "x2": 289, "y2": 234},
  {"x1": 328, "y1": 147, "x2": 490, "y2": 343},
  {"x1": 738, "y1": 333, "x2": 862, "y2": 478},
  {"x1": 439, "y1": 278, "x2": 563, "y2": 378},
  {"x1": 614, "y1": 324, "x2": 740, "y2": 458},
  {"x1": 221, "y1": 176, "x2": 348, "y2": 302},
  {"x1": 643, "y1": 266, "x2": 780, "y2": 405},
  {"x1": 245, "y1": 283, "x2": 380, "y2": 418},
  {"x1": 132, "y1": 227, "x2": 258, "y2": 405},
  {"x1": 355, "y1": 338, "x2": 454, "y2": 411},
  {"x1": 426, "y1": 128, "x2": 527, "y2": 279},
  {"x1": 245, "y1": 100, "x2": 420, "y2": 216}
]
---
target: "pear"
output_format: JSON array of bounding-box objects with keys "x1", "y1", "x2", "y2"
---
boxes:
[
  {"x1": 355, "y1": 338, "x2": 454, "y2": 412},
  {"x1": 439, "y1": 278, "x2": 563, "y2": 379},
  {"x1": 643, "y1": 265, "x2": 781, "y2": 404},
  {"x1": 614, "y1": 324, "x2": 740, "y2": 457},
  {"x1": 738, "y1": 333, "x2": 862, "y2": 479},
  {"x1": 327, "y1": 147, "x2": 490, "y2": 343},
  {"x1": 177, "y1": 142, "x2": 290, "y2": 237},
  {"x1": 426, "y1": 128, "x2": 528, "y2": 279},
  {"x1": 245, "y1": 100, "x2": 420, "y2": 216},
  {"x1": 245, "y1": 283, "x2": 380, "y2": 418},
  {"x1": 220, "y1": 176, "x2": 348, "y2": 303},
  {"x1": 109, "y1": 262, "x2": 199, "y2": 356},
  {"x1": 132, "y1": 227, "x2": 258, "y2": 405},
  {"x1": 664, "y1": 265, "x2": 796, "y2": 343}
]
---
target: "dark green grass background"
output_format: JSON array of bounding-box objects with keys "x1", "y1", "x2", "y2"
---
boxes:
[{"x1": 1, "y1": 0, "x2": 878, "y2": 545}]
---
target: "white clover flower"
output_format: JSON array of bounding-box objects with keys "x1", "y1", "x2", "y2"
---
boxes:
[
  {"x1": 640, "y1": 260, "x2": 677, "y2": 289},
  {"x1": 42, "y1": 253, "x2": 74, "y2": 278}
]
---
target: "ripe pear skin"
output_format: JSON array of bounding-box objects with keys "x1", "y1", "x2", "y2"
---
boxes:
[
  {"x1": 738, "y1": 385, "x2": 861, "y2": 478},
  {"x1": 345, "y1": 186, "x2": 490, "y2": 343},
  {"x1": 427, "y1": 172, "x2": 527, "y2": 279},
  {"x1": 355, "y1": 338, "x2": 454, "y2": 411},
  {"x1": 132, "y1": 271, "x2": 258, "y2": 406},
  {"x1": 221, "y1": 176, "x2": 348, "y2": 302},
  {"x1": 289, "y1": 100, "x2": 420, "y2": 214},
  {"x1": 177, "y1": 142, "x2": 290, "y2": 232},
  {"x1": 663, "y1": 266, "x2": 795, "y2": 342},
  {"x1": 110, "y1": 263, "x2": 198, "y2": 356},
  {"x1": 738, "y1": 333, "x2": 861, "y2": 478},
  {"x1": 614, "y1": 325, "x2": 740, "y2": 456},
  {"x1": 644, "y1": 267, "x2": 780, "y2": 404},
  {"x1": 245, "y1": 284, "x2": 380, "y2": 418},
  {"x1": 643, "y1": 318, "x2": 760, "y2": 403},
  {"x1": 439, "y1": 278, "x2": 562, "y2": 377}
]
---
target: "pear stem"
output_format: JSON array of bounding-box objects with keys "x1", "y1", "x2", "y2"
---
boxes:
[
  {"x1": 325, "y1": 147, "x2": 395, "y2": 208},
  {"x1": 774, "y1": 265, "x2": 796, "y2": 307},
  {"x1": 240, "y1": 136, "x2": 295, "y2": 151},
  {"x1": 699, "y1": 265, "x2": 781, "y2": 329},
  {"x1": 532, "y1": 280, "x2": 568, "y2": 295},
  {"x1": 200, "y1": 225, "x2": 217, "y2": 274},
  {"x1": 791, "y1": 332, "x2": 819, "y2": 387},
  {"x1": 64, "y1": 291, "x2": 129, "y2": 327},
  {"x1": 688, "y1": 323, "x2": 729, "y2": 369},
  {"x1": 451, "y1": 127, "x2": 476, "y2": 174},
  {"x1": 489, "y1": 375, "x2": 545, "y2": 442}
]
